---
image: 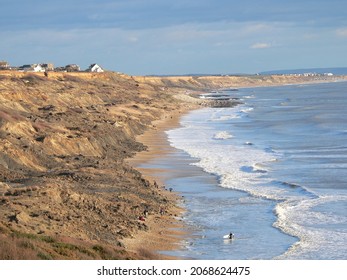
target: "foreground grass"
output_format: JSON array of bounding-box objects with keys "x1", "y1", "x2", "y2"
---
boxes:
[{"x1": 0, "y1": 225, "x2": 134, "y2": 260}]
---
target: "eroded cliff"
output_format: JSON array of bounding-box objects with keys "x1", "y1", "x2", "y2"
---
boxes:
[{"x1": 0, "y1": 71, "x2": 184, "y2": 259}]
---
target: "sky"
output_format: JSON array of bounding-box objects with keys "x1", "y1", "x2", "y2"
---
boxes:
[{"x1": 1, "y1": 0, "x2": 347, "y2": 75}]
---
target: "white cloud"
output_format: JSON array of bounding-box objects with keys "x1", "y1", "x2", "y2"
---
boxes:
[{"x1": 250, "y1": 42, "x2": 272, "y2": 49}]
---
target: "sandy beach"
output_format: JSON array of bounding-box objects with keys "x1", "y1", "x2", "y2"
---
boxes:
[{"x1": 124, "y1": 108, "x2": 193, "y2": 259}]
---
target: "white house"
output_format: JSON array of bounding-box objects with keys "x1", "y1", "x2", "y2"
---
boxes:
[
  {"x1": 87, "y1": 63, "x2": 104, "y2": 73},
  {"x1": 19, "y1": 64, "x2": 45, "y2": 72}
]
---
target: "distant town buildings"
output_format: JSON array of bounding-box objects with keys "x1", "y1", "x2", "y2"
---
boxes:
[
  {"x1": 281, "y1": 72, "x2": 334, "y2": 77},
  {"x1": 0, "y1": 60, "x2": 106, "y2": 73}
]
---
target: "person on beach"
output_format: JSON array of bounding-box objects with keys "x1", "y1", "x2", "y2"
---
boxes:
[{"x1": 143, "y1": 209, "x2": 149, "y2": 217}]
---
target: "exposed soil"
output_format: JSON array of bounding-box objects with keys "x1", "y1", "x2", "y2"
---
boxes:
[{"x1": 0, "y1": 71, "x2": 188, "y2": 259}]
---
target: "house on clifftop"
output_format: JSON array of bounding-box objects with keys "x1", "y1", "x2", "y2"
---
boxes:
[
  {"x1": 40, "y1": 63, "x2": 54, "y2": 71},
  {"x1": 19, "y1": 64, "x2": 45, "y2": 72},
  {"x1": 54, "y1": 64, "x2": 80, "y2": 72},
  {"x1": 0, "y1": 61, "x2": 10, "y2": 70},
  {"x1": 87, "y1": 63, "x2": 104, "y2": 72},
  {"x1": 65, "y1": 64, "x2": 81, "y2": 72}
]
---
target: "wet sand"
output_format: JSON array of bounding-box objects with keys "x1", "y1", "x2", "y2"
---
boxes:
[
  {"x1": 124, "y1": 108, "x2": 193, "y2": 259},
  {"x1": 126, "y1": 106, "x2": 226, "y2": 259}
]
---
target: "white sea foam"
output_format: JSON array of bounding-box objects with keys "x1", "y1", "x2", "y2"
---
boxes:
[
  {"x1": 167, "y1": 82, "x2": 347, "y2": 259},
  {"x1": 240, "y1": 107, "x2": 254, "y2": 113},
  {"x1": 167, "y1": 109, "x2": 287, "y2": 201},
  {"x1": 244, "y1": 95, "x2": 255, "y2": 99},
  {"x1": 213, "y1": 131, "x2": 233, "y2": 140},
  {"x1": 169, "y1": 115, "x2": 347, "y2": 259},
  {"x1": 209, "y1": 106, "x2": 253, "y2": 121},
  {"x1": 274, "y1": 195, "x2": 347, "y2": 259}
]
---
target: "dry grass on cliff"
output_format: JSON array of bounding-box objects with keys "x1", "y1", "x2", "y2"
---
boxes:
[{"x1": 0, "y1": 223, "x2": 137, "y2": 260}]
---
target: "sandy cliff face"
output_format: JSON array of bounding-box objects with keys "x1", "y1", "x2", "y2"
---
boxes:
[
  {"x1": 0, "y1": 71, "x2": 184, "y2": 259},
  {"x1": 135, "y1": 74, "x2": 346, "y2": 91}
]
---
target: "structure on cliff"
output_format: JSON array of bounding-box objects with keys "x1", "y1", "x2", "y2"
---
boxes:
[
  {"x1": 0, "y1": 60, "x2": 105, "y2": 73},
  {"x1": 0, "y1": 61, "x2": 10, "y2": 70},
  {"x1": 87, "y1": 63, "x2": 104, "y2": 73},
  {"x1": 54, "y1": 64, "x2": 81, "y2": 72},
  {"x1": 18, "y1": 63, "x2": 55, "y2": 72}
]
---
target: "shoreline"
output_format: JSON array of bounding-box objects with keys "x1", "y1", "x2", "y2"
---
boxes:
[
  {"x1": 124, "y1": 107, "x2": 195, "y2": 259},
  {"x1": 123, "y1": 79, "x2": 347, "y2": 259}
]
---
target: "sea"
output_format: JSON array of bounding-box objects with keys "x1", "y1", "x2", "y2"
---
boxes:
[{"x1": 152, "y1": 81, "x2": 347, "y2": 260}]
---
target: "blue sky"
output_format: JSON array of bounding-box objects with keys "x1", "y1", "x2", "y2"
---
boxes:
[{"x1": 1, "y1": 0, "x2": 347, "y2": 75}]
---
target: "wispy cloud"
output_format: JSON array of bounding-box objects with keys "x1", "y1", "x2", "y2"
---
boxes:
[
  {"x1": 243, "y1": 23, "x2": 275, "y2": 34},
  {"x1": 250, "y1": 42, "x2": 272, "y2": 49}
]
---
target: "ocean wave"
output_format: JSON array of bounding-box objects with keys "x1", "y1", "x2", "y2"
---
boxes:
[
  {"x1": 169, "y1": 82, "x2": 347, "y2": 259},
  {"x1": 213, "y1": 131, "x2": 233, "y2": 140},
  {"x1": 210, "y1": 114, "x2": 241, "y2": 121},
  {"x1": 240, "y1": 165, "x2": 267, "y2": 174},
  {"x1": 240, "y1": 107, "x2": 254, "y2": 113},
  {"x1": 243, "y1": 95, "x2": 255, "y2": 99},
  {"x1": 274, "y1": 195, "x2": 347, "y2": 259},
  {"x1": 272, "y1": 180, "x2": 318, "y2": 200},
  {"x1": 208, "y1": 106, "x2": 253, "y2": 122}
]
